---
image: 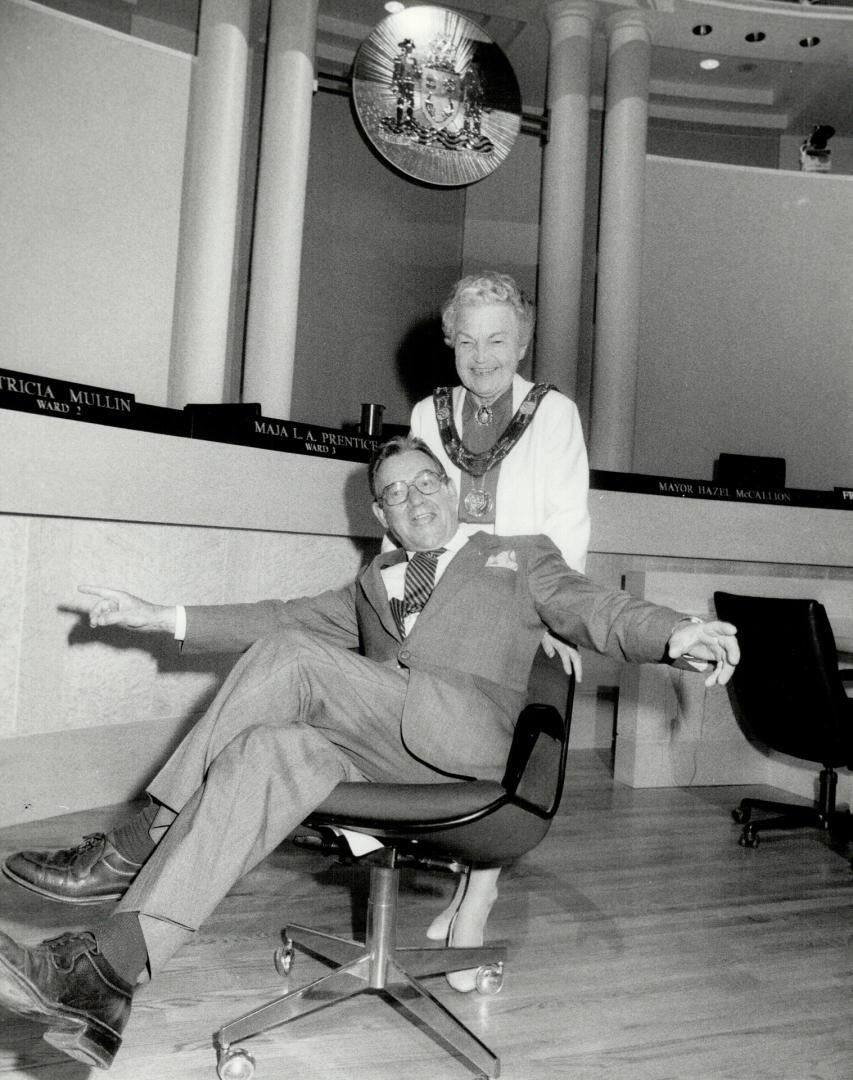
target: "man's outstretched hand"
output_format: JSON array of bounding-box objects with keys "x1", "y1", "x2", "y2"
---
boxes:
[
  {"x1": 668, "y1": 619, "x2": 740, "y2": 687},
  {"x1": 78, "y1": 586, "x2": 177, "y2": 635}
]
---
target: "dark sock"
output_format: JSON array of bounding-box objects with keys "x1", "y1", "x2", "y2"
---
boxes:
[
  {"x1": 108, "y1": 798, "x2": 159, "y2": 865},
  {"x1": 96, "y1": 913, "x2": 149, "y2": 984}
]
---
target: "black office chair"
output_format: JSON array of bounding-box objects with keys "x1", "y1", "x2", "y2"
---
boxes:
[
  {"x1": 714, "y1": 591, "x2": 853, "y2": 850},
  {"x1": 214, "y1": 660, "x2": 574, "y2": 1080}
]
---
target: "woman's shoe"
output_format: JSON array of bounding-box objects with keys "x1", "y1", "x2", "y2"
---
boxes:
[
  {"x1": 442, "y1": 873, "x2": 499, "y2": 993},
  {"x1": 427, "y1": 873, "x2": 466, "y2": 941}
]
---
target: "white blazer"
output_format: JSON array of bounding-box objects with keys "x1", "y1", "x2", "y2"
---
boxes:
[{"x1": 409, "y1": 374, "x2": 590, "y2": 572}]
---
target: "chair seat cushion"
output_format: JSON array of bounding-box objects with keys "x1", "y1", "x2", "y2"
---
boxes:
[
  {"x1": 308, "y1": 779, "x2": 506, "y2": 832},
  {"x1": 304, "y1": 777, "x2": 551, "y2": 864}
]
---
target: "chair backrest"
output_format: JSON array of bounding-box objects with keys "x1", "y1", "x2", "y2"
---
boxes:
[
  {"x1": 408, "y1": 658, "x2": 574, "y2": 864},
  {"x1": 713, "y1": 591, "x2": 852, "y2": 767},
  {"x1": 303, "y1": 653, "x2": 574, "y2": 867},
  {"x1": 502, "y1": 702, "x2": 570, "y2": 820},
  {"x1": 509, "y1": 647, "x2": 575, "y2": 819}
]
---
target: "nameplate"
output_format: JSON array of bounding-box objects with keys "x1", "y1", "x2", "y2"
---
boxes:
[
  {"x1": 591, "y1": 469, "x2": 851, "y2": 511},
  {"x1": 0, "y1": 367, "x2": 382, "y2": 463},
  {"x1": 0, "y1": 368, "x2": 186, "y2": 437},
  {"x1": 187, "y1": 405, "x2": 383, "y2": 461},
  {"x1": 2, "y1": 368, "x2": 849, "y2": 499}
]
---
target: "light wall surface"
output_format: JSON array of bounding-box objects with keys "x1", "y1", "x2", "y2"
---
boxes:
[
  {"x1": 4, "y1": 2, "x2": 852, "y2": 493},
  {"x1": 0, "y1": 514, "x2": 371, "y2": 824},
  {"x1": 0, "y1": 412, "x2": 379, "y2": 826},
  {"x1": 2, "y1": 411, "x2": 851, "y2": 826},
  {"x1": 3, "y1": 0, "x2": 853, "y2": 829},
  {"x1": 635, "y1": 156, "x2": 853, "y2": 490},
  {"x1": 460, "y1": 128, "x2": 542, "y2": 329},
  {"x1": 291, "y1": 91, "x2": 466, "y2": 432},
  {"x1": 0, "y1": 0, "x2": 190, "y2": 405}
]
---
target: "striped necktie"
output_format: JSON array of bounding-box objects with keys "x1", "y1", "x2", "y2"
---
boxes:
[
  {"x1": 390, "y1": 548, "x2": 446, "y2": 636},
  {"x1": 404, "y1": 548, "x2": 446, "y2": 613}
]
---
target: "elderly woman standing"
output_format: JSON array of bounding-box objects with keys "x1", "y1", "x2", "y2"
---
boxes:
[{"x1": 410, "y1": 271, "x2": 590, "y2": 989}]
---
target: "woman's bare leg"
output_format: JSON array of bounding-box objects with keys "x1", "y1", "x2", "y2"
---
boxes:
[{"x1": 428, "y1": 867, "x2": 501, "y2": 992}]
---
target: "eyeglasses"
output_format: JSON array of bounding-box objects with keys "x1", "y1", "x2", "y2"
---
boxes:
[{"x1": 378, "y1": 469, "x2": 445, "y2": 507}]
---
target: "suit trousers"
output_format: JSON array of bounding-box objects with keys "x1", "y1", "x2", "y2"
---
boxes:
[{"x1": 114, "y1": 629, "x2": 450, "y2": 973}]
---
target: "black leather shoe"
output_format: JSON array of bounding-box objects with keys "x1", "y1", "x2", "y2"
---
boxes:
[
  {"x1": 3, "y1": 834, "x2": 141, "y2": 904},
  {"x1": 0, "y1": 930, "x2": 132, "y2": 1069}
]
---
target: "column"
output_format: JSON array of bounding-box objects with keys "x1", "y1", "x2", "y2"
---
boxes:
[
  {"x1": 535, "y1": 0, "x2": 596, "y2": 400},
  {"x1": 241, "y1": 0, "x2": 318, "y2": 418},
  {"x1": 589, "y1": 11, "x2": 651, "y2": 471},
  {"x1": 168, "y1": 0, "x2": 251, "y2": 407}
]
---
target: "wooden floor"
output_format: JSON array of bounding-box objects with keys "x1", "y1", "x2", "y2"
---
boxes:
[{"x1": 1, "y1": 750, "x2": 852, "y2": 1080}]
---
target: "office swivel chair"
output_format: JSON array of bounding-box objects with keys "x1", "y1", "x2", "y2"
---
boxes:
[
  {"x1": 214, "y1": 661, "x2": 574, "y2": 1080},
  {"x1": 714, "y1": 591, "x2": 853, "y2": 850}
]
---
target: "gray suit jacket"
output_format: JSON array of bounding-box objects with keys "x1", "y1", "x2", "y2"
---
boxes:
[{"x1": 184, "y1": 532, "x2": 682, "y2": 779}]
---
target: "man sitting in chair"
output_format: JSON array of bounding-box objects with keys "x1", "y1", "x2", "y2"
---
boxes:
[{"x1": 0, "y1": 435, "x2": 740, "y2": 1070}]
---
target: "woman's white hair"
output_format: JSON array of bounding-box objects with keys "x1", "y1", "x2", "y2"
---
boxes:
[{"x1": 440, "y1": 271, "x2": 535, "y2": 350}]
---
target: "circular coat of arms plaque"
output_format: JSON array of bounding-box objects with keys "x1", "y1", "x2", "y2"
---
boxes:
[{"x1": 352, "y1": 5, "x2": 522, "y2": 187}]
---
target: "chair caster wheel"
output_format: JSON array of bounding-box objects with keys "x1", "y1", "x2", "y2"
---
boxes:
[
  {"x1": 274, "y1": 940, "x2": 295, "y2": 977},
  {"x1": 738, "y1": 828, "x2": 759, "y2": 848},
  {"x1": 217, "y1": 1045, "x2": 256, "y2": 1080},
  {"x1": 475, "y1": 962, "x2": 504, "y2": 995},
  {"x1": 732, "y1": 807, "x2": 750, "y2": 825}
]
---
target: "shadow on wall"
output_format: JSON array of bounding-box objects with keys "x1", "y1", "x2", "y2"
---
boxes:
[
  {"x1": 60, "y1": 613, "x2": 239, "y2": 799},
  {"x1": 395, "y1": 314, "x2": 457, "y2": 406},
  {"x1": 65, "y1": 615, "x2": 232, "y2": 676},
  {"x1": 337, "y1": 313, "x2": 457, "y2": 556},
  {"x1": 342, "y1": 464, "x2": 385, "y2": 564}
]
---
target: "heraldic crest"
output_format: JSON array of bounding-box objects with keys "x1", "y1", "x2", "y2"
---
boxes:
[{"x1": 352, "y1": 5, "x2": 522, "y2": 187}]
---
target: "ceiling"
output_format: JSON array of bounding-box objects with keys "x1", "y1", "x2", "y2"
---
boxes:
[
  {"x1": 316, "y1": 0, "x2": 853, "y2": 138},
  {"x1": 32, "y1": 0, "x2": 852, "y2": 138}
]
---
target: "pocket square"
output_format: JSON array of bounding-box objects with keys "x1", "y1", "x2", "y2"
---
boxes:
[{"x1": 485, "y1": 550, "x2": 518, "y2": 571}]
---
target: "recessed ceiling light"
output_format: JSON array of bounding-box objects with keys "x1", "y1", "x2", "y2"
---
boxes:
[
  {"x1": 700, "y1": 58, "x2": 720, "y2": 70},
  {"x1": 745, "y1": 31, "x2": 766, "y2": 43},
  {"x1": 799, "y1": 36, "x2": 820, "y2": 47},
  {"x1": 692, "y1": 24, "x2": 713, "y2": 36},
  {"x1": 384, "y1": 1, "x2": 405, "y2": 12}
]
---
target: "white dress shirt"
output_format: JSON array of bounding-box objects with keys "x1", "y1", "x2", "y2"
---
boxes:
[{"x1": 380, "y1": 527, "x2": 469, "y2": 636}]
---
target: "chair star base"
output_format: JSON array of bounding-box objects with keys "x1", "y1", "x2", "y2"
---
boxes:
[
  {"x1": 214, "y1": 684, "x2": 575, "y2": 1080},
  {"x1": 732, "y1": 765, "x2": 852, "y2": 849},
  {"x1": 214, "y1": 856, "x2": 506, "y2": 1080}
]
